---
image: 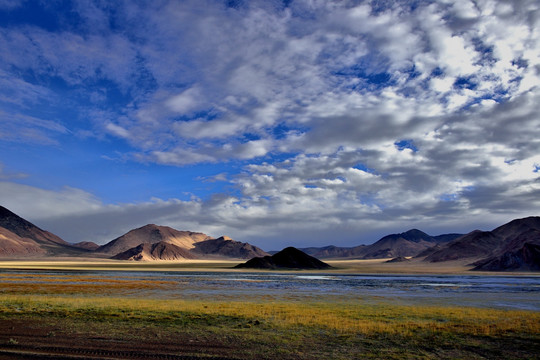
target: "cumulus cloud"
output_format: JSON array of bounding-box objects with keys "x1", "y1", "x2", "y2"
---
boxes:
[{"x1": 1, "y1": 0, "x2": 539, "y2": 248}]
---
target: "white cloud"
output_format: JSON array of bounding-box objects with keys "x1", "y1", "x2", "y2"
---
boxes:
[
  {"x1": 0, "y1": 110, "x2": 69, "y2": 145},
  {"x1": 1, "y1": 1, "x2": 540, "y2": 248},
  {"x1": 105, "y1": 123, "x2": 130, "y2": 139},
  {"x1": 166, "y1": 87, "x2": 202, "y2": 114}
]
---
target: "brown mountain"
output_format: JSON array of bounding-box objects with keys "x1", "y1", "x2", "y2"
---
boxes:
[
  {"x1": 424, "y1": 230, "x2": 499, "y2": 262},
  {"x1": 98, "y1": 225, "x2": 268, "y2": 260},
  {"x1": 473, "y1": 242, "x2": 540, "y2": 271},
  {"x1": 112, "y1": 241, "x2": 198, "y2": 261},
  {"x1": 0, "y1": 227, "x2": 44, "y2": 256},
  {"x1": 235, "y1": 247, "x2": 331, "y2": 270},
  {"x1": 96, "y1": 224, "x2": 212, "y2": 255},
  {"x1": 357, "y1": 229, "x2": 445, "y2": 259},
  {"x1": 301, "y1": 230, "x2": 461, "y2": 259},
  {"x1": 72, "y1": 241, "x2": 100, "y2": 251},
  {"x1": 192, "y1": 236, "x2": 269, "y2": 259},
  {"x1": 424, "y1": 216, "x2": 540, "y2": 271},
  {"x1": 472, "y1": 226, "x2": 540, "y2": 271},
  {"x1": 0, "y1": 205, "x2": 84, "y2": 256}
]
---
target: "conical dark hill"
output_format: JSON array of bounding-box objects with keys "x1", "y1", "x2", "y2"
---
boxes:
[{"x1": 235, "y1": 247, "x2": 332, "y2": 270}]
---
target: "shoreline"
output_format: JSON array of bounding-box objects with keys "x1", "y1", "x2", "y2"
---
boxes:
[{"x1": 0, "y1": 257, "x2": 538, "y2": 276}]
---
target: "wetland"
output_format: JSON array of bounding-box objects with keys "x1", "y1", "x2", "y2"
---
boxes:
[{"x1": 0, "y1": 262, "x2": 538, "y2": 359}]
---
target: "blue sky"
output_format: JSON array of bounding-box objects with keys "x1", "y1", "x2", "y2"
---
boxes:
[{"x1": 1, "y1": 0, "x2": 539, "y2": 250}]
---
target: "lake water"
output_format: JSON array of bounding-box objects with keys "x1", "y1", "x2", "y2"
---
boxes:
[{"x1": 2, "y1": 270, "x2": 539, "y2": 311}]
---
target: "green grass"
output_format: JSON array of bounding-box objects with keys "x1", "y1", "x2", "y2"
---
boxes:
[{"x1": 0, "y1": 294, "x2": 538, "y2": 359}]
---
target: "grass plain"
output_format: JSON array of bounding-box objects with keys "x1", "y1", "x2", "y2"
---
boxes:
[{"x1": 0, "y1": 260, "x2": 538, "y2": 359}]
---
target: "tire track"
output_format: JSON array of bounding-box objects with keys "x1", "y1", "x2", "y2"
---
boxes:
[{"x1": 0, "y1": 345, "x2": 239, "y2": 360}]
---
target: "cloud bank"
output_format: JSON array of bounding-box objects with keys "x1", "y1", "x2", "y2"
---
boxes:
[{"x1": 0, "y1": 0, "x2": 539, "y2": 249}]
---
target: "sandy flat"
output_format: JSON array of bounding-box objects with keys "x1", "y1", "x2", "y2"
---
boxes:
[{"x1": 1, "y1": 256, "x2": 537, "y2": 275}]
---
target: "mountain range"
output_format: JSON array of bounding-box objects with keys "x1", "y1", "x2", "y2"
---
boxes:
[
  {"x1": 299, "y1": 229, "x2": 462, "y2": 259},
  {"x1": 425, "y1": 216, "x2": 540, "y2": 271},
  {"x1": 0, "y1": 206, "x2": 268, "y2": 261},
  {"x1": 0, "y1": 205, "x2": 538, "y2": 271}
]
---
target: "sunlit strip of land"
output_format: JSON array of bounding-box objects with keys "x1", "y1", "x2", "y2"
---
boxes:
[
  {"x1": 0, "y1": 293, "x2": 538, "y2": 359},
  {"x1": 0, "y1": 257, "x2": 535, "y2": 275}
]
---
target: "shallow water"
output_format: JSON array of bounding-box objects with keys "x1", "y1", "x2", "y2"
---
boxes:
[{"x1": 1, "y1": 270, "x2": 539, "y2": 311}]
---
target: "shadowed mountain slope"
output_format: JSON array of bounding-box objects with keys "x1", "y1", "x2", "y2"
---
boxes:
[
  {"x1": 0, "y1": 205, "x2": 84, "y2": 256},
  {"x1": 72, "y1": 241, "x2": 100, "y2": 251},
  {"x1": 299, "y1": 245, "x2": 367, "y2": 259},
  {"x1": 425, "y1": 216, "x2": 540, "y2": 271},
  {"x1": 235, "y1": 247, "x2": 332, "y2": 269},
  {"x1": 192, "y1": 236, "x2": 268, "y2": 259},
  {"x1": 357, "y1": 229, "x2": 443, "y2": 259},
  {"x1": 473, "y1": 242, "x2": 540, "y2": 271}
]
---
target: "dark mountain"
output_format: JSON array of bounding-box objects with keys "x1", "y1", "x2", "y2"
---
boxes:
[
  {"x1": 357, "y1": 229, "x2": 438, "y2": 259},
  {"x1": 112, "y1": 241, "x2": 198, "y2": 261},
  {"x1": 301, "y1": 230, "x2": 461, "y2": 259},
  {"x1": 300, "y1": 245, "x2": 366, "y2": 259},
  {"x1": 472, "y1": 226, "x2": 540, "y2": 271},
  {"x1": 96, "y1": 224, "x2": 211, "y2": 255},
  {"x1": 235, "y1": 247, "x2": 332, "y2": 270},
  {"x1": 72, "y1": 241, "x2": 100, "y2": 251},
  {"x1": 432, "y1": 233, "x2": 463, "y2": 242},
  {"x1": 386, "y1": 256, "x2": 411, "y2": 263},
  {"x1": 473, "y1": 242, "x2": 540, "y2": 271},
  {"x1": 0, "y1": 206, "x2": 68, "y2": 246},
  {"x1": 424, "y1": 230, "x2": 499, "y2": 262},
  {"x1": 0, "y1": 205, "x2": 83, "y2": 256},
  {"x1": 424, "y1": 217, "x2": 540, "y2": 271},
  {"x1": 192, "y1": 236, "x2": 268, "y2": 259},
  {"x1": 414, "y1": 244, "x2": 444, "y2": 258}
]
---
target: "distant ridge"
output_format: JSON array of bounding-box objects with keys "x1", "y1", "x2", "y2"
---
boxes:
[
  {"x1": 72, "y1": 241, "x2": 100, "y2": 251},
  {"x1": 235, "y1": 247, "x2": 331, "y2": 270},
  {"x1": 301, "y1": 229, "x2": 461, "y2": 260},
  {"x1": 192, "y1": 236, "x2": 269, "y2": 259}
]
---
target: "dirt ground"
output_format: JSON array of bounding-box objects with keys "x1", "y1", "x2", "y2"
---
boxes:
[{"x1": 0, "y1": 319, "x2": 240, "y2": 360}]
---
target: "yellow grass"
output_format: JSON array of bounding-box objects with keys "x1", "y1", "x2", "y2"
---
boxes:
[{"x1": 0, "y1": 294, "x2": 538, "y2": 337}]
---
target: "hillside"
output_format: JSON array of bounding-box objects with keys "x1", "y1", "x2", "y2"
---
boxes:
[
  {"x1": 112, "y1": 241, "x2": 198, "y2": 261},
  {"x1": 98, "y1": 225, "x2": 268, "y2": 260},
  {"x1": 0, "y1": 206, "x2": 85, "y2": 256},
  {"x1": 95, "y1": 224, "x2": 212, "y2": 255},
  {"x1": 0, "y1": 227, "x2": 44, "y2": 256},
  {"x1": 424, "y1": 216, "x2": 540, "y2": 271},
  {"x1": 191, "y1": 236, "x2": 269, "y2": 259}
]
